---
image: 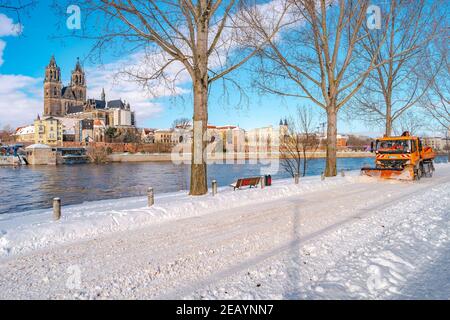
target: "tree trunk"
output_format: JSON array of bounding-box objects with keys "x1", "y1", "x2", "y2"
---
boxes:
[
  {"x1": 385, "y1": 112, "x2": 393, "y2": 137},
  {"x1": 302, "y1": 147, "x2": 307, "y2": 177},
  {"x1": 189, "y1": 9, "x2": 209, "y2": 196},
  {"x1": 325, "y1": 108, "x2": 337, "y2": 177},
  {"x1": 190, "y1": 80, "x2": 208, "y2": 195},
  {"x1": 385, "y1": 95, "x2": 392, "y2": 136},
  {"x1": 385, "y1": 118, "x2": 393, "y2": 137}
]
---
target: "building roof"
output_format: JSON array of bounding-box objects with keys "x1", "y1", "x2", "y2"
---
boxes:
[
  {"x1": 61, "y1": 86, "x2": 77, "y2": 100},
  {"x1": 66, "y1": 105, "x2": 84, "y2": 114},
  {"x1": 142, "y1": 128, "x2": 156, "y2": 134},
  {"x1": 155, "y1": 129, "x2": 173, "y2": 132},
  {"x1": 94, "y1": 100, "x2": 106, "y2": 109},
  {"x1": 48, "y1": 55, "x2": 57, "y2": 68},
  {"x1": 216, "y1": 125, "x2": 237, "y2": 130},
  {"x1": 40, "y1": 116, "x2": 59, "y2": 122},
  {"x1": 87, "y1": 99, "x2": 106, "y2": 109},
  {"x1": 107, "y1": 100, "x2": 125, "y2": 109},
  {"x1": 26, "y1": 144, "x2": 51, "y2": 149},
  {"x1": 74, "y1": 57, "x2": 83, "y2": 72},
  {"x1": 15, "y1": 125, "x2": 35, "y2": 135}
]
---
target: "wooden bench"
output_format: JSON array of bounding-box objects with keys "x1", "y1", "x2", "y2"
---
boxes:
[{"x1": 230, "y1": 177, "x2": 261, "y2": 190}]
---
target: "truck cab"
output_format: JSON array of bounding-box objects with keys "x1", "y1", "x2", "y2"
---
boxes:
[{"x1": 364, "y1": 132, "x2": 435, "y2": 180}]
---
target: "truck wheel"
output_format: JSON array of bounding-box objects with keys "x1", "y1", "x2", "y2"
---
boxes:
[
  {"x1": 425, "y1": 163, "x2": 433, "y2": 178},
  {"x1": 414, "y1": 168, "x2": 422, "y2": 181}
]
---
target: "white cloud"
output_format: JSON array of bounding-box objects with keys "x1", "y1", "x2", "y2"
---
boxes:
[
  {"x1": 0, "y1": 50, "x2": 181, "y2": 128},
  {"x1": 0, "y1": 74, "x2": 42, "y2": 128},
  {"x1": 0, "y1": 14, "x2": 22, "y2": 67},
  {"x1": 0, "y1": 0, "x2": 291, "y2": 128},
  {"x1": 0, "y1": 13, "x2": 23, "y2": 37},
  {"x1": 83, "y1": 51, "x2": 191, "y2": 126}
]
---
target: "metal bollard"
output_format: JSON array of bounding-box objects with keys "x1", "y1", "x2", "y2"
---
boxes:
[
  {"x1": 321, "y1": 172, "x2": 325, "y2": 181},
  {"x1": 53, "y1": 197, "x2": 61, "y2": 221},
  {"x1": 294, "y1": 174, "x2": 299, "y2": 184},
  {"x1": 147, "y1": 187, "x2": 154, "y2": 207},
  {"x1": 341, "y1": 170, "x2": 345, "y2": 177},
  {"x1": 212, "y1": 180, "x2": 218, "y2": 196},
  {"x1": 260, "y1": 176, "x2": 265, "y2": 189}
]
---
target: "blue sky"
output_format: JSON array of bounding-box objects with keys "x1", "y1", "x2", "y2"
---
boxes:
[{"x1": 0, "y1": 1, "x2": 381, "y2": 136}]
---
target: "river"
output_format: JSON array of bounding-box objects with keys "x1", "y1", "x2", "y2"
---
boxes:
[{"x1": 0, "y1": 156, "x2": 447, "y2": 215}]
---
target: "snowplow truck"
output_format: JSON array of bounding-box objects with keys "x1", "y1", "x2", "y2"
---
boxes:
[{"x1": 361, "y1": 132, "x2": 436, "y2": 181}]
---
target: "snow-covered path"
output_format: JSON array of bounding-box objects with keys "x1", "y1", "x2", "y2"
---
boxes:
[{"x1": 0, "y1": 165, "x2": 449, "y2": 299}]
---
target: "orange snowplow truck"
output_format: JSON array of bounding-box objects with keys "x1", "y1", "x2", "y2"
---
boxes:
[{"x1": 361, "y1": 131, "x2": 436, "y2": 181}]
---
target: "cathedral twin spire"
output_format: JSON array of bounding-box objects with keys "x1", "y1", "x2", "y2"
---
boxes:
[
  {"x1": 45, "y1": 55, "x2": 85, "y2": 86},
  {"x1": 44, "y1": 55, "x2": 86, "y2": 116},
  {"x1": 71, "y1": 57, "x2": 86, "y2": 87}
]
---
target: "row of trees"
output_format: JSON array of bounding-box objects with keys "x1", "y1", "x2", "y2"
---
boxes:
[
  {"x1": 6, "y1": 0, "x2": 447, "y2": 195},
  {"x1": 0, "y1": 125, "x2": 15, "y2": 144},
  {"x1": 66, "y1": 0, "x2": 449, "y2": 195}
]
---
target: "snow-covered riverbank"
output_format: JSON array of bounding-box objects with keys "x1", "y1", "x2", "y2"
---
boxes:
[
  {"x1": 0, "y1": 164, "x2": 449, "y2": 299},
  {"x1": 0, "y1": 171, "x2": 366, "y2": 257}
]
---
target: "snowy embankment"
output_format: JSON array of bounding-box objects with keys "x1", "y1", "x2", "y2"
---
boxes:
[
  {"x1": 0, "y1": 164, "x2": 449, "y2": 300},
  {"x1": 0, "y1": 173, "x2": 360, "y2": 257}
]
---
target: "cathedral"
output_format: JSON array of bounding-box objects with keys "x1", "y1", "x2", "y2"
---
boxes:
[
  {"x1": 44, "y1": 56, "x2": 87, "y2": 116},
  {"x1": 41, "y1": 56, "x2": 136, "y2": 145}
]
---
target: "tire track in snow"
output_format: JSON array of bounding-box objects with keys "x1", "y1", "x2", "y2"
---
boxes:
[
  {"x1": 0, "y1": 174, "x2": 448, "y2": 299},
  {"x1": 160, "y1": 177, "x2": 450, "y2": 299}
]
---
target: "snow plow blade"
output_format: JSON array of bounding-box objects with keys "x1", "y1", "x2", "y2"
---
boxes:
[{"x1": 361, "y1": 167, "x2": 414, "y2": 181}]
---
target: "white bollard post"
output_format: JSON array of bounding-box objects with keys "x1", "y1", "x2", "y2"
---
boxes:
[
  {"x1": 53, "y1": 198, "x2": 61, "y2": 221},
  {"x1": 294, "y1": 173, "x2": 299, "y2": 185},
  {"x1": 260, "y1": 176, "x2": 265, "y2": 189},
  {"x1": 341, "y1": 170, "x2": 345, "y2": 177},
  {"x1": 148, "y1": 187, "x2": 154, "y2": 207},
  {"x1": 212, "y1": 180, "x2": 218, "y2": 196}
]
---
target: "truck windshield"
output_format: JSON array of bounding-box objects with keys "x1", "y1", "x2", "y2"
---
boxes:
[{"x1": 377, "y1": 140, "x2": 411, "y2": 154}]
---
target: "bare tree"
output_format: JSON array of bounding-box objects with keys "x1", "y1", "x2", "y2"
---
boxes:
[
  {"x1": 0, "y1": 0, "x2": 36, "y2": 23},
  {"x1": 0, "y1": 124, "x2": 16, "y2": 144},
  {"x1": 172, "y1": 117, "x2": 192, "y2": 129},
  {"x1": 420, "y1": 39, "x2": 449, "y2": 131},
  {"x1": 86, "y1": 146, "x2": 109, "y2": 164},
  {"x1": 2, "y1": 124, "x2": 13, "y2": 134},
  {"x1": 66, "y1": 0, "x2": 289, "y2": 195},
  {"x1": 393, "y1": 109, "x2": 425, "y2": 136},
  {"x1": 0, "y1": 0, "x2": 35, "y2": 11},
  {"x1": 281, "y1": 107, "x2": 319, "y2": 178},
  {"x1": 420, "y1": 37, "x2": 449, "y2": 161},
  {"x1": 250, "y1": 0, "x2": 397, "y2": 177},
  {"x1": 351, "y1": 0, "x2": 442, "y2": 136},
  {"x1": 346, "y1": 135, "x2": 372, "y2": 151}
]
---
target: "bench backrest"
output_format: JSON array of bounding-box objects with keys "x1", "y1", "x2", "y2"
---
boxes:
[{"x1": 237, "y1": 177, "x2": 260, "y2": 188}]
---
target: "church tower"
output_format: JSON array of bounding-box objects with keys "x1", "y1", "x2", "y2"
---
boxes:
[
  {"x1": 44, "y1": 55, "x2": 62, "y2": 116},
  {"x1": 70, "y1": 58, "x2": 86, "y2": 103}
]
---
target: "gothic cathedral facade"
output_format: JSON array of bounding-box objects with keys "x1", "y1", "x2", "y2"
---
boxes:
[{"x1": 44, "y1": 56, "x2": 86, "y2": 116}]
